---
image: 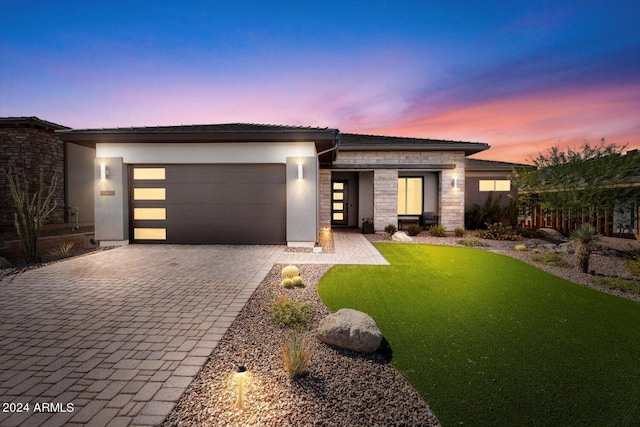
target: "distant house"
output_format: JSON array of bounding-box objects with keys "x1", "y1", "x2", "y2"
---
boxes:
[{"x1": 2, "y1": 116, "x2": 532, "y2": 247}]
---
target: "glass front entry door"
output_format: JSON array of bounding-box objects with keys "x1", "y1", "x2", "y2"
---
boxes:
[{"x1": 331, "y1": 180, "x2": 348, "y2": 226}]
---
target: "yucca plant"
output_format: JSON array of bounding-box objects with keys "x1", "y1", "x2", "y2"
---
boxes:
[
  {"x1": 281, "y1": 331, "x2": 310, "y2": 378},
  {"x1": 49, "y1": 241, "x2": 74, "y2": 259},
  {"x1": 571, "y1": 224, "x2": 601, "y2": 273}
]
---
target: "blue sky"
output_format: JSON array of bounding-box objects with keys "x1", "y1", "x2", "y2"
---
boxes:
[{"x1": 1, "y1": 0, "x2": 638, "y2": 162}]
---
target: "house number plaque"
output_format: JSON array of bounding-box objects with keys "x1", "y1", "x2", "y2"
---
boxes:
[{"x1": 100, "y1": 190, "x2": 116, "y2": 196}]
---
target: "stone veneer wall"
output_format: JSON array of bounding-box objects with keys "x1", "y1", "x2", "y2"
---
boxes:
[
  {"x1": 319, "y1": 169, "x2": 332, "y2": 229},
  {"x1": 0, "y1": 126, "x2": 66, "y2": 227},
  {"x1": 334, "y1": 150, "x2": 466, "y2": 231}
]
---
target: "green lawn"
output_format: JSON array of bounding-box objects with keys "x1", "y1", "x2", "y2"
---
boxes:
[{"x1": 318, "y1": 243, "x2": 640, "y2": 426}]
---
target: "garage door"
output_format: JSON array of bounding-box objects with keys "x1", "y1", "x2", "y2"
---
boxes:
[{"x1": 130, "y1": 164, "x2": 286, "y2": 244}]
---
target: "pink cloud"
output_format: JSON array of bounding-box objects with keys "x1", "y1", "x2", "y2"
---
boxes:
[{"x1": 354, "y1": 83, "x2": 640, "y2": 163}]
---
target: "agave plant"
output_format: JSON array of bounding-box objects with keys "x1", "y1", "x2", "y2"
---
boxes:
[{"x1": 571, "y1": 224, "x2": 601, "y2": 273}]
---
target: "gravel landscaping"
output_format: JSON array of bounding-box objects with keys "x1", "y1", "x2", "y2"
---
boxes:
[{"x1": 163, "y1": 263, "x2": 438, "y2": 426}]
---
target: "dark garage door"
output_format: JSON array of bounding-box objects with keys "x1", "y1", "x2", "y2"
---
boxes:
[{"x1": 130, "y1": 164, "x2": 286, "y2": 244}]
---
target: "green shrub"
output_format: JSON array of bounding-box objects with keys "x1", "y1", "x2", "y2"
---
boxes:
[
  {"x1": 517, "y1": 227, "x2": 543, "y2": 239},
  {"x1": 292, "y1": 276, "x2": 303, "y2": 287},
  {"x1": 49, "y1": 241, "x2": 74, "y2": 259},
  {"x1": 626, "y1": 257, "x2": 640, "y2": 276},
  {"x1": 407, "y1": 224, "x2": 422, "y2": 236},
  {"x1": 429, "y1": 225, "x2": 447, "y2": 237},
  {"x1": 592, "y1": 277, "x2": 640, "y2": 295},
  {"x1": 281, "y1": 331, "x2": 310, "y2": 378},
  {"x1": 268, "y1": 296, "x2": 313, "y2": 330},
  {"x1": 532, "y1": 248, "x2": 541, "y2": 254},
  {"x1": 532, "y1": 252, "x2": 570, "y2": 268},
  {"x1": 476, "y1": 222, "x2": 521, "y2": 241},
  {"x1": 384, "y1": 224, "x2": 397, "y2": 235},
  {"x1": 281, "y1": 278, "x2": 294, "y2": 288},
  {"x1": 382, "y1": 232, "x2": 391, "y2": 240},
  {"x1": 281, "y1": 265, "x2": 299, "y2": 279},
  {"x1": 454, "y1": 227, "x2": 465, "y2": 237},
  {"x1": 457, "y1": 238, "x2": 489, "y2": 247},
  {"x1": 514, "y1": 244, "x2": 527, "y2": 251}
]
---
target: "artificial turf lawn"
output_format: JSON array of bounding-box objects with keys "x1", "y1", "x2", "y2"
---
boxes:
[{"x1": 317, "y1": 243, "x2": 640, "y2": 426}]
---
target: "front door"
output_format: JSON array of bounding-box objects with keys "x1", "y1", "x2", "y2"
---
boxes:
[{"x1": 331, "y1": 180, "x2": 348, "y2": 226}]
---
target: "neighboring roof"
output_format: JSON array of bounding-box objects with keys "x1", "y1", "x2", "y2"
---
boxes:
[
  {"x1": 465, "y1": 158, "x2": 531, "y2": 171},
  {"x1": 0, "y1": 116, "x2": 70, "y2": 131},
  {"x1": 339, "y1": 133, "x2": 490, "y2": 156}
]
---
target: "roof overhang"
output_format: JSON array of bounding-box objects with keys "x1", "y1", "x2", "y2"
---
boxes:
[
  {"x1": 56, "y1": 126, "x2": 340, "y2": 161},
  {"x1": 0, "y1": 116, "x2": 70, "y2": 131},
  {"x1": 341, "y1": 143, "x2": 489, "y2": 156}
]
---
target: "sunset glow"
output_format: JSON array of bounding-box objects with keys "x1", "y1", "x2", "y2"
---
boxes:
[{"x1": 1, "y1": 0, "x2": 638, "y2": 163}]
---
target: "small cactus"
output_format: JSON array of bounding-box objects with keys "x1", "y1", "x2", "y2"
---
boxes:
[
  {"x1": 282, "y1": 265, "x2": 299, "y2": 279},
  {"x1": 292, "y1": 276, "x2": 303, "y2": 287},
  {"x1": 281, "y1": 278, "x2": 294, "y2": 288}
]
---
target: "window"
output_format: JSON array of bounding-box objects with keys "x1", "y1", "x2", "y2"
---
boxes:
[
  {"x1": 398, "y1": 177, "x2": 423, "y2": 215},
  {"x1": 479, "y1": 180, "x2": 511, "y2": 192}
]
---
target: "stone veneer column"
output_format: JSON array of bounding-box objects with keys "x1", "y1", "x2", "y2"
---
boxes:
[
  {"x1": 319, "y1": 169, "x2": 332, "y2": 229},
  {"x1": 439, "y1": 156, "x2": 465, "y2": 231},
  {"x1": 374, "y1": 169, "x2": 398, "y2": 231}
]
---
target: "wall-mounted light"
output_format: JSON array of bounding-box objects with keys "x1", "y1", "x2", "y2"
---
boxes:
[
  {"x1": 297, "y1": 163, "x2": 303, "y2": 179},
  {"x1": 234, "y1": 365, "x2": 247, "y2": 409},
  {"x1": 452, "y1": 177, "x2": 458, "y2": 189},
  {"x1": 100, "y1": 164, "x2": 109, "y2": 180}
]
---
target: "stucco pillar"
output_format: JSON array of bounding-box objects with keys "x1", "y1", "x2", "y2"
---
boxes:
[
  {"x1": 286, "y1": 156, "x2": 317, "y2": 247},
  {"x1": 95, "y1": 157, "x2": 129, "y2": 246},
  {"x1": 374, "y1": 169, "x2": 398, "y2": 231}
]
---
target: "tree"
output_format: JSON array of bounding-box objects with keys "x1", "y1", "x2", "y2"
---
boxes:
[
  {"x1": 513, "y1": 141, "x2": 640, "y2": 224},
  {"x1": 4, "y1": 168, "x2": 58, "y2": 263},
  {"x1": 571, "y1": 223, "x2": 601, "y2": 273}
]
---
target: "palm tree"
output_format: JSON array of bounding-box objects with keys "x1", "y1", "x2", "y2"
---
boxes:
[{"x1": 571, "y1": 224, "x2": 601, "y2": 273}]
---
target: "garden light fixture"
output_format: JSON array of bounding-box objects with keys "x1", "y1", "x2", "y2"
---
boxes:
[{"x1": 234, "y1": 365, "x2": 247, "y2": 409}]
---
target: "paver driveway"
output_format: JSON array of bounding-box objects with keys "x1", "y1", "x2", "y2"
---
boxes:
[{"x1": 0, "y1": 244, "x2": 283, "y2": 427}]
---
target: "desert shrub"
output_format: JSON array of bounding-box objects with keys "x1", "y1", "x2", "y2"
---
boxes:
[
  {"x1": 532, "y1": 248, "x2": 541, "y2": 254},
  {"x1": 532, "y1": 252, "x2": 570, "y2": 268},
  {"x1": 517, "y1": 226, "x2": 543, "y2": 239},
  {"x1": 407, "y1": 224, "x2": 422, "y2": 236},
  {"x1": 476, "y1": 222, "x2": 521, "y2": 241},
  {"x1": 457, "y1": 238, "x2": 488, "y2": 247},
  {"x1": 592, "y1": 277, "x2": 640, "y2": 295},
  {"x1": 454, "y1": 227, "x2": 465, "y2": 237},
  {"x1": 384, "y1": 224, "x2": 397, "y2": 235},
  {"x1": 281, "y1": 278, "x2": 294, "y2": 288},
  {"x1": 514, "y1": 244, "x2": 527, "y2": 251},
  {"x1": 465, "y1": 192, "x2": 506, "y2": 230},
  {"x1": 292, "y1": 276, "x2": 303, "y2": 287},
  {"x1": 281, "y1": 331, "x2": 310, "y2": 378},
  {"x1": 429, "y1": 225, "x2": 447, "y2": 237},
  {"x1": 49, "y1": 241, "x2": 74, "y2": 259},
  {"x1": 382, "y1": 232, "x2": 391, "y2": 240},
  {"x1": 625, "y1": 257, "x2": 640, "y2": 277},
  {"x1": 281, "y1": 265, "x2": 299, "y2": 279},
  {"x1": 268, "y1": 296, "x2": 313, "y2": 330}
]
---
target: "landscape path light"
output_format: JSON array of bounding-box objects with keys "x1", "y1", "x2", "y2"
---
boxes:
[{"x1": 234, "y1": 365, "x2": 247, "y2": 409}]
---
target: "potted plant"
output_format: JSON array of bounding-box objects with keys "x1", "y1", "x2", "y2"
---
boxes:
[{"x1": 362, "y1": 218, "x2": 375, "y2": 234}]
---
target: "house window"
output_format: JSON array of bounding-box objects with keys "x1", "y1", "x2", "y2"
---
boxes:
[
  {"x1": 479, "y1": 180, "x2": 511, "y2": 192},
  {"x1": 398, "y1": 177, "x2": 423, "y2": 215}
]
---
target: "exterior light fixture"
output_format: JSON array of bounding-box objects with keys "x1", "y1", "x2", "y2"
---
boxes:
[
  {"x1": 234, "y1": 365, "x2": 247, "y2": 409},
  {"x1": 452, "y1": 177, "x2": 458, "y2": 189},
  {"x1": 297, "y1": 163, "x2": 303, "y2": 179},
  {"x1": 100, "y1": 164, "x2": 109, "y2": 180}
]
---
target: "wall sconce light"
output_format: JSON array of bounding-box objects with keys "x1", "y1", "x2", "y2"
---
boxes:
[
  {"x1": 234, "y1": 365, "x2": 247, "y2": 409},
  {"x1": 100, "y1": 164, "x2": 109, "y2": 180},
  {"x1": 297, "y1": 163, "x2": 303, "y2": 179},
  {"x1": 452, "y1": 177, "x2": 458, "y2": 189}
]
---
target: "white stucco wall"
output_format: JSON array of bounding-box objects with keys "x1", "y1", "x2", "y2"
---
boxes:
[{"x1": 96, "y1": 142, "x2": 316, "y2": 164}]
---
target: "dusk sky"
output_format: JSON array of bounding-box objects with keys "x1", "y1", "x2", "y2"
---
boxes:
[{"x1": 1, "y1": 0, "x2": 639, "y2": 163}]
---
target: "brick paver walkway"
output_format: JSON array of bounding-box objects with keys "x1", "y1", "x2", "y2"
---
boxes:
[{"x1": 0, "y1": 232, "x2": 385, "y2": 426}]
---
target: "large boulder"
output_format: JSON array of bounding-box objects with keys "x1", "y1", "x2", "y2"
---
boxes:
[
  {"x1": 392, "y1": 231, "x2": 413, "y2": 242},
  {"x1": 523, "y1": 238, "x2": 549, "y2": 248},
  {"x1": 538, "y1": 228, "x2": 569, "y2": 244},
  {"x1": 317, "y1": 308, "x2": 383, "y2": 353}
]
